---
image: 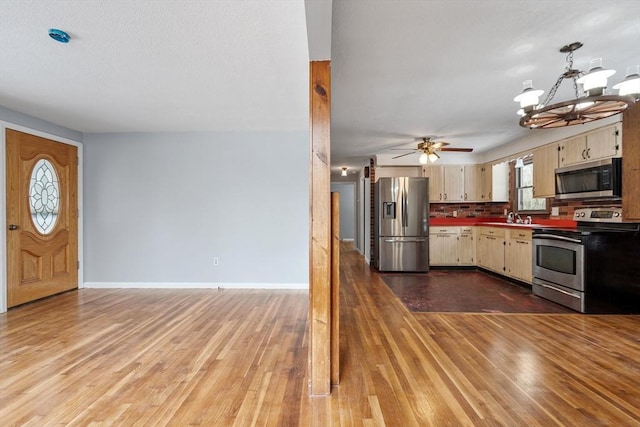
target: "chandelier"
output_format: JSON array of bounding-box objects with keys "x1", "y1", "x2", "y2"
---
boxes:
[{"x1": 514, "y1": 42, "x2": 639, "y2": 129}]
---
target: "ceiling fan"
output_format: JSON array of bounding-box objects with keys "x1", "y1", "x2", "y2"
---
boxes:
[{"x1": 391, "y1": 137, "x2": 473, "y2": 164}]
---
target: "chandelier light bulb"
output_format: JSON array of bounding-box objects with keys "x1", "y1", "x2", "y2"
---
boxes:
[
  {"x1": 428, "y1": 152, "x2": 439, "y2": 163},
  {"x1": 613, "y1": 65, "x2": 640, "y2": 98},
  {"x1": 577, "y1": 58, "x2": 615, "y2": 95},
  {"x1": 513, "y1": 80, "x2": 544, "y2": 112}
]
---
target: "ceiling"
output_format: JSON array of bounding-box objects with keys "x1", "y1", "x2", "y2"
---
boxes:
[{"x1": 1, "y1": 1, "x2": 639, "y2": 177}]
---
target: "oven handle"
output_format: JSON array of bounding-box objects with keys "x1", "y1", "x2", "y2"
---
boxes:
[{"x1": 533, "y1": 234, "x2": 582, "y2": 244}]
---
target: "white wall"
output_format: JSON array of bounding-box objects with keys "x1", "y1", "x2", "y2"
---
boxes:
[
  {"x1": 330, "y1": 182, "x2": 356, "y2": 241},
  {"x1": 83, "y1": 131, "x2": 309, "y2": 288}
]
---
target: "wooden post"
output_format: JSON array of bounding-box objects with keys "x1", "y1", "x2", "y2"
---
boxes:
[
  {"x1": 331, "y1": 191, "x2": 340, "y2": 386},
  {"x1": 622, "y1": 106, "x2": 640, "y2": 219},
  {"x1": 309, "y1": 60, "x2": 331, "y2": 396}
]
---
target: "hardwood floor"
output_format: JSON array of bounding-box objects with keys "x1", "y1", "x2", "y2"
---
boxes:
[{"x1": 1, "y1": 243, "x2": 639, "y2": 426}]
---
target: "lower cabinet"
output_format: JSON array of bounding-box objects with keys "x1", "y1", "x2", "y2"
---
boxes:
[
  {"x1": 476, "y1": 227, "x2": 505, "y2": 273},
  {"x1": 505, "y1": 229, "x2": 533, "y2": 283},
  {"x1": 429, "y1": 226, "x2": 476, "y2": 266},
  {"x1": 429, "y1": 225, "x2": 533, "y2": 285},
  {"x1": 429, "y1": 227, "x2": 460, "y2": 265}
]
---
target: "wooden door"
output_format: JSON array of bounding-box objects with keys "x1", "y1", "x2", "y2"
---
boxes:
[{"x1": 6, "y1": 129, "x2": 78, "y2": 307}]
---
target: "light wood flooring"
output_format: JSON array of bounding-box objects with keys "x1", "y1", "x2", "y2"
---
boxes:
[{"x1": 1, "y1": 243, "x2": 639, "y2": 426}]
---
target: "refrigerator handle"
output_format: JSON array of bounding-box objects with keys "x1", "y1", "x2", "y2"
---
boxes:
[{"x1": 402, "y1": 181, "x2": 408, "y2": 228}]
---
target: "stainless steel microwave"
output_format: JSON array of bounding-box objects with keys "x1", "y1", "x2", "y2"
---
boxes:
[{"x1": 555, "y1": 158, "x2": 622, "y2": 200}]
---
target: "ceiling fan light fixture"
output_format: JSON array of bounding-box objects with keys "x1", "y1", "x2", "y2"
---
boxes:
[
  {"x1": 418, "y1": 152, "x2": 429, "y2": 164},
  {"x1": 428, "y1": 152, "x2": 439, "y2": 163},
  {"x1": 515, "y1": 42, "x2": 635, "y2": 129}
]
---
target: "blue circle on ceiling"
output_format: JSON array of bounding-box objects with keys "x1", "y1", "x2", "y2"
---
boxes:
[{"x1": 48, "y1": 28, "x2": 70, "y2": 43}]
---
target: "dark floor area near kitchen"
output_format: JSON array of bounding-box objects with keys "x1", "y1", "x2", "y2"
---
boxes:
[{"x1": 381, "y1": 270, "x2": 573, "y2": 313}]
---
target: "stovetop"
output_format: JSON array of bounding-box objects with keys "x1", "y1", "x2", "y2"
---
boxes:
[{"x1": 535, "y1": 208, "x2": 640, "y2": 236}]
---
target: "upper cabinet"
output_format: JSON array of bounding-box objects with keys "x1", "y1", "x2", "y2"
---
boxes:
[
  {"x1": 422, "y1": 165, "x2": 464, "y2": 202},
  {"x1": 491, "y1": 162, "x2": 509, "y2": 202},
  {"x1": 481, "y1": 164, "x2": 492, "y2": 201},
  {"x1": 464, "y1": 165, "x2": 483, "y2": 202},
  {"x1": 559, "y1": 124, "x2": 621, "y2": 166},
  {"x1": 423, "y1": 163, "x2": 507, "y2": 203},
  {"x1": 532, "y1": 143, "x2": 559, "y2": 198}
]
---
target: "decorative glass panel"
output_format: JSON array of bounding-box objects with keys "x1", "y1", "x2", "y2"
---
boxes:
[{"x1": 29, "y1": 159, "x2": 60, "y2": 234}]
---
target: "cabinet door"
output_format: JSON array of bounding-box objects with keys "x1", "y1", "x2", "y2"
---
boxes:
[
  {"x1": 464, "y1": 165, "x2": 483, "y2": 202},
  {"x1": 532, "y1": 144, "x2": 558, "y2": 198},
  {"x1": 586, "y1": 125, "x2": 620, "y2": 161},
  {"x1": 491, "y1": 162, "x2": 509, "y2": 202},
  {"x1": 476, "y1": 234, "x2": 489, "y2": 268},
  {"x1": 506, "y1": 239, "x2": 532, "y2": 283},
  {"x1": 458, "y1": 231, "x2": 475, "y2": 265},
  {"x1": 443, "y1": 166, "x2": 464, "y2": 202},
  {"x1": 559, "y1": 135, "x2": 587, "y2": 166},
  {"x1": 481, "y1": 164, "x2": 492, "y2": 201},
  {"x1": 424, "y1": 166, "x2": 444, "y2": 202},
  {"x1": 429, "y1": 230, "x2": 458, "y2": 265}
]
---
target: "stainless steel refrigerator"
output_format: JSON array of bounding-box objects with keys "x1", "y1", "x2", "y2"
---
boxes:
[{"x1": 374, "y1": 177, "x2": 429, "y2": 272}]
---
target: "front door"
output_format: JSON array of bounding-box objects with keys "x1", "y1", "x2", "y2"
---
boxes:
[{"x1": 6, "y1": 129, "x2": 78, "y2": 307}]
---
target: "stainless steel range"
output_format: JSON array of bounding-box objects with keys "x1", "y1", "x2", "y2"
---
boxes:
[{"x1": 532, "y1": 207, "x2": 640, "y2": 313}]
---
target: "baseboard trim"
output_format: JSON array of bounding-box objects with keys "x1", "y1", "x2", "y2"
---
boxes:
[{"x1": 84, "y1": 282, "x2": 308, "y2": 290}]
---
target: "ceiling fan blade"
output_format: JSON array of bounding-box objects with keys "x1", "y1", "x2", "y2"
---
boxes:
[
  {"x1": 389, "y1": 148, "x2": 418, "y2": 151},
  {"x1": 391, "y1": 151, "x2": 418, "y2": 159},
  {"x1": 431, "y1": 142, "x2": 450, "y2": 149},
  {"x1": 439, "y1": 147, "x2": 474, "y2": 152}
]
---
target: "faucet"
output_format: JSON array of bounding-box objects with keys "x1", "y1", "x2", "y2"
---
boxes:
[
  {"x1": 526, "y1": 215, "x2": 532, "y2": 224},
  {"x1": 515, "y1": 213, "x2": 523, "y2": 224},
  {"x1": 506, "y1": 211, "x2": 514, "y2": 223}
]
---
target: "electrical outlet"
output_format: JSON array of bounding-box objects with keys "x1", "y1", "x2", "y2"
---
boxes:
[
  {"x1": 551, "y1": 207, "x2": 559, "y2": 216},
  {"x1": 453, "y1": 210, "x2": 457, "y2": 217},
  {"x1": 213, "y1": 257, "x2": 219, "y2": 266}
]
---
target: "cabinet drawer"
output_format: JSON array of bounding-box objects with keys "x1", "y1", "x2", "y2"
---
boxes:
[
  {"x1": 507, "y1": 229, "x2": 532, "y2": 240},
  {"x1": 478, "y1": 227, "x2": 505, "y2": 238},
  {"x1": 430, "y1": 227, "x2": 458, "y2": 235}
]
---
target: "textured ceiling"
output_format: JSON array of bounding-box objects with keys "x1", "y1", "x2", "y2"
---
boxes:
[
  {"x1": 331, "y1": 0, "x2": 640, "y2": 172},
  {"x1": 0, "y1": 0, "x2": 309, "y2": 132},
  {"x1": 1, "y1": 0, "x2": 639, "y2": 176}
]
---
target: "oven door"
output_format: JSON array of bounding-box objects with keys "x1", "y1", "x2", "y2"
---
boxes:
[{"x1": 532, "y1": 234, "x2": 584, "y2": 291}]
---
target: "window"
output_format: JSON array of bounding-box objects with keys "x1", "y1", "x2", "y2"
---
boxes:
[{"x1": 516, "y1": 161, "x2": 547, "y2": 212}]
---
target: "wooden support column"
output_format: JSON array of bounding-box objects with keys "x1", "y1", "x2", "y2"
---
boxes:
[
  {"x1": 331, "y1": 191, "x2": 340, "y2": 386},
  {"x1": 309, "y1": 60, "x2": 331, "y2": 396},
  {"x1": 622, "y1": 105, "x2": 640, "y2": 219}
]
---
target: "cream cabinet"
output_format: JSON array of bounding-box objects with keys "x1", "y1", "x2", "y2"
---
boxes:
[
  {"x1": 532, "y1": 143, "x2": 559, "y2": 198},
  {"x1": 422, "y1": 165, "x2": 464, "y2": 202},
  {"x1": 429, "y1": 226, "x2": 476, "y2": 266},
  {"x1": 429, "y1": 227, "x2": 459, "y2": 265},
  {"x1": 464, "y1": 165, "x2": 483, "y2": 202},
  {"x1": 559, "y1": 124, "x2": 621, "y2": 166},
  {"x1": 481, "y1": 164, "x2": 493, "y2": 201},
  {"x1": 491, "y1": 162, "x2": 509, "y2": 202},
  {"x1": 505, "y1": 229, "x2": 532, "y2": 284},
  {"x1": 458, "y1": 227, "x2": 476, "y2": 265},
  {"x1": 476, "y1": 227, "x2": 505, "y2": 273}
]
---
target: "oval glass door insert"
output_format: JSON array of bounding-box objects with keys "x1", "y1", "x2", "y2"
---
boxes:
[{"x1": 29, "y1": 159, "x2": 60, "y2": 234}]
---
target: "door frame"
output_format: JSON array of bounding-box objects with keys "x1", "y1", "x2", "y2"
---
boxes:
[{"x1": 0, "y1": 121, "x2": 83, "y2": 313}]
